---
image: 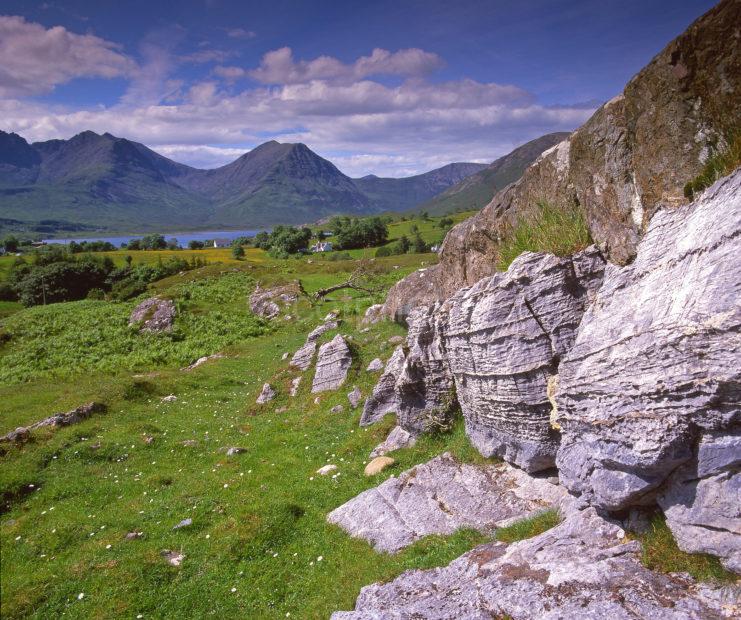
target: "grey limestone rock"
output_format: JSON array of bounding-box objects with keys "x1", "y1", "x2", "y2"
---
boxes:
[
  {"x1": 331, "y1": 507, "x2": 738, "y2": 619},
  {"x1": 361, "y1": 304, "x2": 383, "y2": 325},
  {"x1": 312, "y1": 334, "x2": 352, "y2": 393},
  {"x1": 556, "y1": 171, "x2": 741, "y2": 512},
  {"x1": 290, "y1": 340, "x2": 316, "y2": 371},
  {"x1": 249, "y1": 282, "x2": 301, "y2": 319},
  {"x1": 0, "y1": 402, "x2": 107, "y2": 446},
  {"x1": 289, "y1": 376, "x2": 302, "y2": 397},
  {"x1": 347, "y1": 387, "x2": 362, "y2": 409},
  {"x1": 658, "y1": 429, "x2": 741, "y2": 574},
  {"x1": 307, "y1": 320, "x2": 339, "y2": 342},
  {"x1": 360, "y1": 346, "x2": 406, "y2": 426},
  {"x1": 327, "y1": 452, "x2": 571, "y2": 553},
  {"x1": 366, "y1": 358, "x2": 384, "y2": 372},
  {"x1": 256, "y1": 383, "x2": 276, "y2": 404},
  {"x1": 129, "y1": 297, "x2": 176, "y2": 333},
  {"x1": 369, "y1": 425, "x2": 417, "y2": 458}
]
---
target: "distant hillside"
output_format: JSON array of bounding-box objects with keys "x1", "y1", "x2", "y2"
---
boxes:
[
  {"x1": 0, "y1": 131, "x2": 489, "y2": 233},
  {"x1": 413, "y1": 133, "x2": 570, "y2": 216},
  {"x1": 354, "y1": 162, "x2": 488, "y2": 212}
]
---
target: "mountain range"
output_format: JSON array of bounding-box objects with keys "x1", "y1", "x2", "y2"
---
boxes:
[{"x1": 0, "y1": 129, "x2": 560, "y2": 234}]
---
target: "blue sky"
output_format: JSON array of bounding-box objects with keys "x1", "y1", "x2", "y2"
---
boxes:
[{"x1": 0, "y1": 0, "x2": 717, "y2": 176}]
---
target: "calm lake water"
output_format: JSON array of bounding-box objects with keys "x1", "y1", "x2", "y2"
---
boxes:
[{"x1": 43, "y1": 229, "x2": 260, "y2": 247}]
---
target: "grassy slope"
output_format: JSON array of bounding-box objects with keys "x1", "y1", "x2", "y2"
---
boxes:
[{"x1": 1, "y1": 212, "x2": 733, "y2": 618}]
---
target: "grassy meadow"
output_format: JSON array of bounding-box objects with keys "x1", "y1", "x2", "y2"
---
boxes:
[{"x1": 1, "y1": 211, "x2": 733, "y2": 619}]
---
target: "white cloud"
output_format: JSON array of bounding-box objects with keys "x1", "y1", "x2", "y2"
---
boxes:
[
  {"x1": 248, "y1": 47, "x2": 444, "y2": 84},
  {"x1": 226, "y1": 28, "x2": 256, "y2": 40},
  {"x1": 0, "y1": 15, "x2": 136, "y2": 97},
  {"x1": 0, "y1": 26, "x2": 598, "y2": 177}
]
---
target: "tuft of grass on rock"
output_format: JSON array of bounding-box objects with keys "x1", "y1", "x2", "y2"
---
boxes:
[
  {"x1": 495, "y1": 509, "x2": 561, "y2": 543},
  {"x1": 496, "y1": 202, "x2": 592, "y2": 272},
  {"x1": 684, "y1": 131, "x2": 741, "y2": 201},
  {"x1": 635, "y1": 513, "x2": 736, "y2": 583}
]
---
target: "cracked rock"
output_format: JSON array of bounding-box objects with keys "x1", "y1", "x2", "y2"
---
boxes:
[{"x1": 312, "y1": 335, "x2": 352, "y2": 393}]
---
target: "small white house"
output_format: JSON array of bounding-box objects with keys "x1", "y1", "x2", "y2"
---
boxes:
[
  {"x1": 213, "y1": 238, "x2": 231, "y2": 248},
  {"x1": 310, "y1": 241, "x2": 333, "y2": 253}
]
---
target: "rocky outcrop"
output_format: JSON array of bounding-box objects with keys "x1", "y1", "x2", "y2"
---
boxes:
[
  {"x1": 307, "y1": 320, "x2": 339, "y2": 342},
  {"x1": 0, "y1": 402, "x2": 107, "y2": 445},
  {"x1": 129, "y1": 298, "x2": 176, "y2": 333},
  {"x1": 249, "y1": 282, "x2": 301, "y2": 319},
  {"x1": 556, "y1": 171, "x2": 740, "y2": 524},
  {"x1": 361, "y1": 304, "x2": 383, "y2": 325},
  {"x1": 382, "y1": 0, "x2": 741, "y2": 320},
  {"x1": 312, "y1": 334, "x2": 352, "y2": 393},
  {"x1": 363, "y1": 246, "x2": 605, "y2": 472},
  {"x1": 332, "y1": 507, "x2": 736, "y2": 619},
  {"x1": 328, "y1": 453, "x2": 572, "y2": 553},
  {"x1": 446, "y1": 247, "x2": 605, "y2": 471}
]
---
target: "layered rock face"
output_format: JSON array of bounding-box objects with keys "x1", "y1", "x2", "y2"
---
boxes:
[
  {"x1": 249, "y1": 282, "x2": 301, "y2": 319},
  {"x1": 332, "y1": 507, "x2": 736, "y2": 620},
  {"x1": 556, "y1": 169, "x2": 741, "y2": 569},
  {"x1": 312, "y1": 334, "x2": 352, "y2": 393},
  {"x1": 382, "y1": 0, "x2": 741, "y2": 321},
  {"x1": 446, "y1": 247, "x2": 605, "y2": 471},
  {"x1": 362, "y1": 246, "x2": 605, "y2": 472}
]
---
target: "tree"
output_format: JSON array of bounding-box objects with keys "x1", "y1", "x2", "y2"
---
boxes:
[
  {"x1": 188, "y1": 240, "x2": 205, "y2": 250},
  {"x1": 411, "y1": 232, "x2": 428, "y2": 253},
  {"x1": 438, "y1": 217, "x2": 454, "y2": 228},
  {"x1": 141, "y1": 234, "x2": 167, "y2": 250},
  {"x1": 3, "y1": 235, "x2": 19, "y2": 253},
  {"x1": 397, "y1": 235, "x2": 410, "y2": 254},
  {"x1": 330, "y1": 216, "x2": 388, "y2": 250},
  {"x1": 231, "y1": 243, "x2": 245, "y2": 259}
]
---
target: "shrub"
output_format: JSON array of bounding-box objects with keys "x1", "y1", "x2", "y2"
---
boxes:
[
  {"x1": 329, "y1": 216, "x2": 388, "y2": 250},
  {"x1": 496, "y1": 201, "x2": 592, "y2": 271},
  {"x1": 231, "y1": 243, "x2": 245, "y2": 259}
]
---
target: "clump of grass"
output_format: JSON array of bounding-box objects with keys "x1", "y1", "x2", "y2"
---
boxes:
[
  {"x1": 495, "y1": 509, "x2": 560, "y2": 543},
  {"x1": 496, "y1": 202, "x2": 592, "y2": 271},
  {"x1": 635, "y1": 513, "x2": 736, "y2": 582},
  {"x1": 684, "y1": 131, "x2": 741, "y2": 200}
]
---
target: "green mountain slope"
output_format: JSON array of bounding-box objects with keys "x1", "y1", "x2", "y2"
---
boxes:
[{"x1": 413, "y1": 133, "x2": 570, "y2": 216}]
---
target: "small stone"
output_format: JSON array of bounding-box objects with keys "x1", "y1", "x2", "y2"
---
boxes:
[
  {"x1": 226, "y1": 447, "x2": 247, "y2": 456},
  {"x1": 180, "y1": 440, "x2": 198, "y2": 447},
  {"x1": 387, "y1": 335, "x2": 405, "y2": 345},
  {"x1": 256, "y1": 383, "x2": 276, "y2": 404},
  {"x1": 290, "y1": 376, "x2": 302, "y2": 397},
  {"x1": 290, "y1": 341, "x2": 317, "y2": 370},
  {"x1": 282, "y1": 352, "x2": 289, "y2": 360},
  {"x1": 125, "y1": 531, "x2": 143, "y2": 540},
  {"x1": 364, "y1": 456, "x2": 395, "y2": 476},
  {"x1": 330, "y1": 405, "x2": 344, "y2": 414},
  {"x1": 161, "y1": 395, "x2": 177, "y2": 403},
  {"x1": 347, "y1": 387, "x2": 362, "y2": 409},
  {"x1": 173, "y1": 518, "x2": 192, "y2": 530},
  {"x1": 143, "y1": 436, "x2": 154, "y2": 445},
  {"x1": 317, "y1": 464, "x2": 338, "y2": 475},
  {"x1": 366, "y1": 358, "x2": 384, "y2": 372},
  {"x1": 161, "y1": 550, "x2": 185, "y2": 566},
  {"x1": 370, "y1": 426, "x2": 417, "y2": 458}
]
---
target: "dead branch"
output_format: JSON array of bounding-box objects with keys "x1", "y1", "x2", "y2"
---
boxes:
[{"x1": 313, "y1": 261, "x2": 385, "y2": 300}]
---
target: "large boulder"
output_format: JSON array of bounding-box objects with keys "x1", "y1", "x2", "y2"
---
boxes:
[
  {"x1": 328, "y1": 453, "x2": 572, "y2": 553},
  {"x1": 312, "y1": 334, "x2": 352, "y2": 393},
  {"x1": 382, "y1": 0, "x2": 741, "y2": 319},
  {"x1": 332, "y1": 507, "x2": 736, "y2": 619},
  {"x1": 289, "y1": 341, "x2": 316, "y2": 371},
  {"x1": 555, "y1": 170, "x2": 741, "y2": 573},
  {"x1": 360, "y1": 346, "x2": 406, "y2": 426},
  {"x1": 129, "y1": 298, "x2": 176, "y2": 333}
]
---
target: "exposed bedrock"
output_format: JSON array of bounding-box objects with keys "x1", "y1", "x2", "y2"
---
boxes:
[
  {"x1": 382, "y1": 0, "x2": 741, "y2": 321},
  {"x1": 331, "y1": 507, "x2": 737, "y2": 620},
  {"x1": 446, "y1": 247, "x2": 605, "y2": 471},
  {"x1": 555, "y1": 170, "x2": 741, "y2": 564},
  {"x1": 362, "y1": 246, "x2": 606, "y2": 472}
]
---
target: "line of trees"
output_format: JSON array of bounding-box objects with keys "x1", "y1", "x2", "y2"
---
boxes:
[
  {"x1": 328, "y1": 216, "x2": 389, "y2": 250},
  {"x1": 0, "y1": 246, "x2": 206, "y2": 307}
]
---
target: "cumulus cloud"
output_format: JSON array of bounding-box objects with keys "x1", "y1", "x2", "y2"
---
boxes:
[
  {"x1": 248, "y1": 46, "x2": 444, "y2": 84},
  {"x1": 0, "y1": 24, "x2": 598, "y2": 176},
  {"x1": 0, "y1": 15, "x2": 136, "y2": 97}
]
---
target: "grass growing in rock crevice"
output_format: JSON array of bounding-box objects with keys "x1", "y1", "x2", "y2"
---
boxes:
[
  {"x1": 684, "y1": 131, "x2": 741, "y2": 200},
  {"x1": 496, "y1": 202, "x2": 592, "y2": 272},
  {"x1": 494, "y1": 509, "x2": 561, "y2": 543},
  {"x1": 633, "y1": 513, "x2": 736, "y2": 583}
]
